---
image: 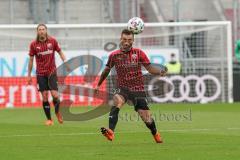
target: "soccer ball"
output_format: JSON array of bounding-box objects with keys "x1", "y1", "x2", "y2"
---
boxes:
[{"x1": 127, "y1": 17, "x2": 144, "y2": 34}]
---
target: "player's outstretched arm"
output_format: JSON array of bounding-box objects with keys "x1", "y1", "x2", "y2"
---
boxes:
[
  {"x1": 145, "y1": 64, "x2": 168, "y2": 76},
  {"x1": 27, "y1": 56, "x2": 34, "y2": 85},
  {"x1": 94, "y1": 67, "x2": 111, "y2": 94}
]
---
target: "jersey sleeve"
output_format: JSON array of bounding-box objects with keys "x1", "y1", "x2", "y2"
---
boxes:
[
  {"x1": 29, "y1": 42, "x2": 35, "y2": 56},
  {"x1": 139, "y1": 49, "x2": 151, "y2": 67},
  {"x1": 54, "y1": 38, "x2": 61, "y2": 52},
  {"x1": 106, "y1": 53, "x2": 114, "y2": 68}
]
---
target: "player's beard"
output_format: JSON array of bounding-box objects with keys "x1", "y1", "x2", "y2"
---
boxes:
[
  {"x1": 37, "y1": 33, "x2": 48, "y2": 42},
  {"x1": 119, "y1": 43, "x2": 132, "y2": 52}
]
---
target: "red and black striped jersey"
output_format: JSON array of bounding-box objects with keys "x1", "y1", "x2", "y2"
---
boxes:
[
  {"x1": 29, "y1": 36, "x2": 61, "y2": 76},
  {"x1": 106, "y1": 48, "x2": 150, "y2": 91}
]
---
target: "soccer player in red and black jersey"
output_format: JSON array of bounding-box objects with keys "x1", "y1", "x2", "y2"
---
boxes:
[
  {"x1": 95, "y1": 29, "x2": 167, "y2": 143},
  {"x1": 28, "y1": 24, "x2": 67, "y2": 126}
]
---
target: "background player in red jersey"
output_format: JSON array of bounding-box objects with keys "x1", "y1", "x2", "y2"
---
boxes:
[
  {"x1": 95, "y1": 29, "x2": 167, "y2": 143},
  {"x1": 27, "y1": 24, "x2": 67, "y2": 126}
]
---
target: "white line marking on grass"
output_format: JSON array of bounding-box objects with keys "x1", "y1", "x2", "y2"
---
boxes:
[
  {"x1": 227, "y1": 127, "x2": 240, "y2": 130},
  {"x1": 0, "y1": 132, "x2": 97, "y2": 138},
  {"x1": 0, "y1": 127, "x2": 239, "y2": 138}
]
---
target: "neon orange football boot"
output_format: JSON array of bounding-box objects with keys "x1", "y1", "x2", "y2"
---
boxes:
[
  {"x1": 153, "y1": 132, "x2": 163, "y2": 143},
  {"x1": 56, "y1": 112, "x2": 63, "y2": 124},
  {"x1": 101, "y1": 127, "x2": 114, "y2": 141},
  {"x1": 45, "y1": 120, "x2": 54, "y2": 126}
]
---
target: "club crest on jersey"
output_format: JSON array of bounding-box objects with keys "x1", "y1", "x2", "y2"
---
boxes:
[
  {"x1": 131, "y1": 53, "x2": 138, "y2": 63},
  {"x1": 36, "y1": 46, "x2": 41, "y2": 52},
  {"x1": 47, "y1": 43, "x2": 53, "y2": 50}
]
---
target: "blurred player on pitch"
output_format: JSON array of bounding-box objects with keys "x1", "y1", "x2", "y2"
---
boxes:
[
  {"x1": 28, "y1": 24, "x2": 67, "y2": 126},
  {"x1": 95, "y1": 29, "x2": 167, "y2": 143}
]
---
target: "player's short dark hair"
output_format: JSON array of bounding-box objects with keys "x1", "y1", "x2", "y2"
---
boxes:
[
  {"x1": 37, "y1": 24, "x2": 47, "y2": 30},
  {"x1": 121, "y1": 29, "x2": 134, "y2": 37}
]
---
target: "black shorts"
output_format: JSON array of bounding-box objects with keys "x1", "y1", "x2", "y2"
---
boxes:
[
  {"x1": 37, "y1": 74, "x2": 58, "y2": 92},
  {"x1": 115, "y1": 87, "x2": 149, "y2": 111}
]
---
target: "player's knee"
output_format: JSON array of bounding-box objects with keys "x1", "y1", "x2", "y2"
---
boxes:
[
  {"x1": 42, "y1": 97, "x2": 48, "y2": 102},
  {"x1": 51, "y1": 92, "x2": 58, "y2": 99},
  {"x1": 113, "y1": 95, "x2": 125, "y2": 108},
  {"x1": 42, "y1": 92, "x2": 48, "y2": 101}
]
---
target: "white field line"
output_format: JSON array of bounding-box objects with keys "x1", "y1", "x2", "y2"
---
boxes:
[{"x1": 0, "y1": 127, "x2": 239, "y2": 138}]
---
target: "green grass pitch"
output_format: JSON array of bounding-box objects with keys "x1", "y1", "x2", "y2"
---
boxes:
[{"x1": 0, "y1": 103, "x2": 240, "y2": 160}]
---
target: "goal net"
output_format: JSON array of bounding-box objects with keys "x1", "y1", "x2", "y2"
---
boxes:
[{"x1": 0, "y1": 21, "x2": 233, "y2": 108}]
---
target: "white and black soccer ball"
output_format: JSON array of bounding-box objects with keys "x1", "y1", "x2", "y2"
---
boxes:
[{"x1": 127, "y1": 17, "x2": 144, "y2": 34}]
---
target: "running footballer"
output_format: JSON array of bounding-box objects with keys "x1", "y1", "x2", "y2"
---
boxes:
[{"x1": 95, "y1": 29, "x2": 167, "y2": 143}]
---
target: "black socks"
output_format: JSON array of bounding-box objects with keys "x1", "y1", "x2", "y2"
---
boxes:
[
  {"x1": 53, "y1": 98, "x2": 60, "y2": 114},
  {"x1": 43, "y1": 101, "x2": 51, "y2": 120},
  {"x1": 109, "y1": 106, "x2": 120, "y2": 131},
  {"x1": 145, "y1": 119, "x2": 157, "y2": 135}
]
